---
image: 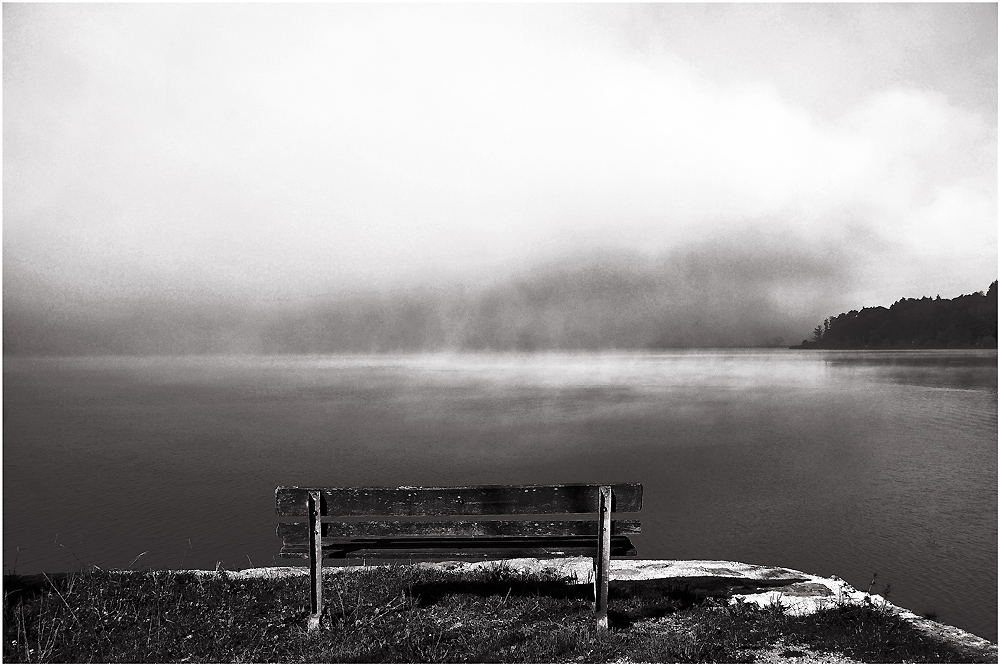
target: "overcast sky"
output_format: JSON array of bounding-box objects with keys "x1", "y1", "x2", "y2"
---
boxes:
[{"x1": 4, "y1": 3, "x2": 997, "y2": 316}]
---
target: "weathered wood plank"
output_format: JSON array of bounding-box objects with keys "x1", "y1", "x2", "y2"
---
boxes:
[
  {"x1": 280, "y1": 548, "x2": 635, "y2": 560},
  {"x1": 276, "y1": 484, "x2": 642, "y2": 517},
  {"x1": 279, "y1": 546, "x2": 636, "y2": 562},
  {"x1": 279, "y1": 547, "x2": 637, "y2": 559},
  {"x1": 279, "y1": 535, "x2": 637, "y2": 560},
  {"x1": 277, "y1": 519, "x2": 641, "y2": 541}
]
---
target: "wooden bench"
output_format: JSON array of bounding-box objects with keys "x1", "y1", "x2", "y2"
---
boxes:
[{"x1": 276, "y1": 483, "x2": 642, "y2": 630}]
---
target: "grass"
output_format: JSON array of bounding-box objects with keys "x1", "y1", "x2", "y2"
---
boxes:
[{"x1": 3, "y1": 563, "x2": 994, "y2": 663}]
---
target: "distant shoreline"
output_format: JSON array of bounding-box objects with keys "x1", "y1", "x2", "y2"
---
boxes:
[{"x1": 789, "y1": 344, "x2": 999, "y2": 350}]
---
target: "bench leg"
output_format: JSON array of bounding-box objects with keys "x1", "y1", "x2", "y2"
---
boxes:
[
  {"x1": 594, "y1": 485, "x2": 611, "y2": 629},
  {"x1": 308, "y1": 490, "x2": 323, "y2": 631}
]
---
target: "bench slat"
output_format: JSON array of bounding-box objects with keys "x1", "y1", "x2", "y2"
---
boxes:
[
  {"x1": 279, "y1": 535, "x2": 638, "y2": 559},
  {"x1": 276, "y1": 484, "x2": 642, "y2": 517},
  {"x1": 278, "y1": 519, "x2": 641, "y2": 541}
]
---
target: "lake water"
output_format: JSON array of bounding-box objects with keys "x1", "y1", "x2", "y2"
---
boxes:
[{"x1": 3, "y1": 350, "x2": 997, "y2": 641}]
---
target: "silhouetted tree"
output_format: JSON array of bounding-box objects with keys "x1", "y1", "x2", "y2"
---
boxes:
[{"x1": 801, "y1": 282, "x2": 998, "y2": 349}]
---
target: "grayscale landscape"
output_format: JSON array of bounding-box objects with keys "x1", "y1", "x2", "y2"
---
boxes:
[{"x1": 4, "y1": 2, "x2": 997, "y2": 654}]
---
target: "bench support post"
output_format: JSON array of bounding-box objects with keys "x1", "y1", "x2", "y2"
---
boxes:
[
  {"x1": 307, "y1": 490, "x2": 323, "y2": 631},
  {"x1": 594, "y1": 484, "x2": 612, "y2": 629}
]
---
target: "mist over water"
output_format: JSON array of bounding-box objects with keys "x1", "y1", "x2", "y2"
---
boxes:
[
  {"x1": 3, "y1": 350, "x2": 996, "y2": 641},
  {"x1": 2, "y1": 237, "x2": 861, "y2": 355}
]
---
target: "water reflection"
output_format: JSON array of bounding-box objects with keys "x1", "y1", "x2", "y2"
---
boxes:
[{"x1": 821, "y1": 349, "x2": 997, "y2": 391}]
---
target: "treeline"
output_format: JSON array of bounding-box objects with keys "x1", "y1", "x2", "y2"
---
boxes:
[{"x1": 799, "y1": 281, "x2": 998, "y2": 349}]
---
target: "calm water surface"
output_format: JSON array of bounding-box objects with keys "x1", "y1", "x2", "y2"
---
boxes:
[{"x1": 4, "y1": 350, "x2": 997, "y2": 640}]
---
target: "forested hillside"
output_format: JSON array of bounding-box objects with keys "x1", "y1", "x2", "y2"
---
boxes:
[{"x1": 799, "y1": 282, "x2": 998, "y2": 349}]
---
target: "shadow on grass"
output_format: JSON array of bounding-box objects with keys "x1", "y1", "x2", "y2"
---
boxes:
[
  {"x1": 409, "y1": 574, "x2": 810, "y2": 627},
  {"x1": 410, "y1": 579, "x2": 593, "y2": 606},
  {"x1": 614, "y1": 576, "x2": 809, "y2": 628},
  {"x1": 2, "y1": 574, "x2": 72, "y2": 606}
]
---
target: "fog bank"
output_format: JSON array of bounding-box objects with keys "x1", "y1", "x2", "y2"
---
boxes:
[{"x1": 4, "y1": 232, "x2": 866, "y2": 355}]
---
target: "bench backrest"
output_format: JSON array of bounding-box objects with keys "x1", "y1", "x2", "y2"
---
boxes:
[
  {"x1": 277, "y1": 483, "x2": 642, "y2": 517},
  {"x1": 276, "y1": 483, "x2": 642, "y2": 559}
]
